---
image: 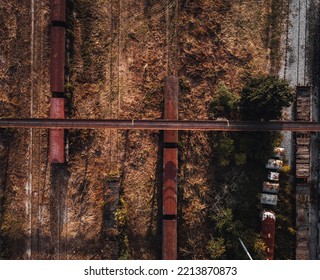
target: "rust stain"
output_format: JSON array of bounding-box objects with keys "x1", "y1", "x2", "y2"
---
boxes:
[
  {"x1": 261, "y1": 213, "x2": 276, "y2": 260},
  {"x1": 163, "y1": 148, "x2": 178, "y2": 215},
  {"x1": 50, "y1": 98, "x2": 64, "y2": 163},
  {"x1": 50, "y1": 26, "x2": 65, "y2": 93},
  {"x1": 51, "y1": 0, "x2": 66, "y2": 23},
  {"x1": 164, "y1": 76, "x2": 179, "y2": 143}
]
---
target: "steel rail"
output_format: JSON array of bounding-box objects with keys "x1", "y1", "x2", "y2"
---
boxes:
[{"x1": 0, "y1": 118, "x2": 320, "y2": 131}]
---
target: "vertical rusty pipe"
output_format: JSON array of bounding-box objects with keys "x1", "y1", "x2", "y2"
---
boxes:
[
  {"x1": 51, "y1": 0, "x2": 66, "y2": 23},
  {"x1": 50, "y1": 26, "x2": 65, "y2": 93},
  {"x1": 163, "y1": 148, "x2": 178, "y2": 215},
  {"x1": 164, "y1": 76, "x2": 179, "y2": 143},
  {"x1": 162, "y1": 76, "x2": 179, "y2": 260},
  {"x1": 50, "y1": 1, "x2": 66, "y2": 163},
  {"x1": 162, "y1": 220, "x2": 177, "y2": 260},
  {"x1": 49, "y1": 98, "x2": 65, "y2": 163}
]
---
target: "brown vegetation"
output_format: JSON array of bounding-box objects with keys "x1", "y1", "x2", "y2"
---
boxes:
[{"x1": 0, "y1": 0, "x2": 288, "y2": 259}]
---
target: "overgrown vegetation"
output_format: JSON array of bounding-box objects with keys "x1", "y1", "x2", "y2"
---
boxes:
[
  {"x1": 208, "y1": 76, "x2": 294, "y2": 259},
  {"x1": 73, "y1": 0, "x2": 109, "y2": 83},
  {"x1": 115, "y1": 197, "x2": 130, "y2": 259},
  {"x1": 208, "y1": 208, "x2": 266, "y2": 260},
  {"x1": 0, "y1": 129, "x2": 15, "y2": 259},
  {"x1": 273, "y1": 165, "x2": 295, "y2": 259},
  {"x1": 209, "y1": 82, "x2": 240, "y2": 120},
  {"x1": 0, "y1": 0, "x2": 294, "y2": 260},
  {"x1": 240, "y1": 76, "x2": 294, "y2": 121},
  {"x1": 263, "y1": 0, "x2": 289, "y2": 74}
]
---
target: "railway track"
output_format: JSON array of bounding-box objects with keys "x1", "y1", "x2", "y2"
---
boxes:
[
  {"x1": 165, "y1": 0, "x2": 179, "y2": 76},
  {"x1": 107, "y1": 0, "x2": 121, "y2": 170},
  {"x1": 284, "y1": 0, "x2": 320, "y2": 260},
  {"x1": 283, "y1": 0, "x2": 308, "y2": 85},
  {"x1": 26, "y1": 0, "x2": 35, "y2": 259},
  {"x1": 27, "y1": 0, "x2": 49, "y2": 259},
  {"x1": 282, "y1": 0, "x2": 320, "y2": 259}
]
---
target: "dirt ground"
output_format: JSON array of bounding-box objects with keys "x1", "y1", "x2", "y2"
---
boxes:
[{"x1": 0, "y1": 0, "x2": 284, "y2": 259}]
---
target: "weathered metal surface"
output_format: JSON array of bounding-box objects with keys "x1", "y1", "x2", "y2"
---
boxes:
[
  {"x1": 273, "y1": 147, "x2": 285, "y2": 159},
  {"x1": 261, "y1": 211, "x2": 276, "y2": 260},
  {"x1": 162, "y1": 219, "x2": 177, "y2": 260},
  {"x1": 164, "y1": 130, "x2": 178, "y2": 144},
  {"x1": 296, "y1": 86, "x2": 311, "y2": 121},
  {"x1": 162, "y1": 76, "x2": 179, "y2": 260},
  {"x1": 50, "y1": 26, "x2": 65, "y2": 93},
  {"x1": 267, "y1": 171, "x2": 279, "y2": 181},
  {"x1": 296, "y1": 165, "x2": 310, "y2": 178},
  {"x1": 262, "y1": 181, "x2": 280, "y2": 194},
  {"x1": 163, "y1": 148, "x2": 177, "y2": 215},
  {"x1": 50, "y1": 98, "x2": 65, "y2": 119},
  {"x1": 260, "y1": 193, "x2": 278, "y2": 206},
  {"x1": 2, "y1": 119, "x2": 320, "y2": 131},
  {"x1": 50, "y1": 129, "x2": 64, "y2": 163},
  {"x1": 51, "y1": 0, "x2": 66, "y2": 23},
  {"x1": 294, "y1": 86, "x2": 312, "y2": 259},
  {"x1": 296, "y1": 86, "x2": 311, "y2": 97},
  {"x1": 164, "y1": 76, "x2": 179, "y2": 120},
  {"x1": 296, "y1": 133, "x2": 310, "y2": 179},
  {"x1": 164, "y1": 76, "x2": 179, "y2": 143},
  {"x1": 265, "y1": 159, "x2": 283, "y2": 170},
  {"x1": 49, "y1": 98, "x2": 64, "y2": 163},
  {"x1": 296, "y1": 100, "x2": 310, "y2": 121},
  {"x1": 296, "y1": 185, "x2": 310, "y2": 259}
]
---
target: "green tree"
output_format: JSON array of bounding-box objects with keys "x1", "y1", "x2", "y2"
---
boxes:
[
  {"x1": 273, "y1": 165, "x2": 295, "y2": 259},
  {"x1": 211, "y1": 133, "x2": 235, "y2": 167},
  {"x1": 207, "y1": 237, "x2": 226, "y2": 259},
  {"x1": 208, "y1": 76, "x2": 295, "y2": 259},
  {"x1": 210, "y1": 82, "x2": 240, "y2": 120},
  {"x1": 209, "y1": 208, "x2": 266, "y2": 259},
  {"x1": 240, "y1": 76, "x2": 293, "y2": 121}
]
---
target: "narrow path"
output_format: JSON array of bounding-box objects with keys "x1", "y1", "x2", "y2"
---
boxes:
[
  {"x1": 27, "y1": 0, "x2": 47, "y2": 259},
  {"x1": 26, "y1": 0, "x2": 35, "y2": 259},
  {"x1": 106, "y1": 0, "x2": 121, "y2": 173},
  {"x1": 283, "y1": 0, "x2": 308, "y2": 85}
]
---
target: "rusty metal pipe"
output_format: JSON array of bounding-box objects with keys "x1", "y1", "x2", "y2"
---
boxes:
[
  {"x1": 50, "y1": 26, "x2": 65, "y2": 93},
  {"x1": 0, "y1": 119, "x2": 320, "y2": 131},
  {"x1": 51, "y1": 0, "x2": 66, "y2": 23},
  {"x1": 162, "y1": 219, "x2": 177, "y2": 260},
  {"x1": 49, "y1": 98, "x2": 65, "y2": 163},
  {"x1": 164, "y1": 76, "x2": 179, "y2": 143}
]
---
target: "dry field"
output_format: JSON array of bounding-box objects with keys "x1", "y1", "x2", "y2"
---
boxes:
[{"x1": 0, "y1": 0, "x2": 287, "y2": 259}]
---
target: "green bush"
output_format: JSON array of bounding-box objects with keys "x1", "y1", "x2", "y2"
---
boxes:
[{"x1": 210, "y1": 82, "x2": 240, "y2": 120}]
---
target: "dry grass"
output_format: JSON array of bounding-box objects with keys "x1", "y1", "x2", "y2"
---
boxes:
[{"x1": 0, "y1": 0, "x2": 287, "y2": 259}]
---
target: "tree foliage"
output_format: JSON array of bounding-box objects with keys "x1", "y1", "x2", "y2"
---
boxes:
[
  {"x1": 208, "y1": 76, "x2": 295, "y2": 259},
  {"x1": 210, "y1": 82, "x2": 240, "y2": 120},
  {"x1": 240, "y1": 76, "x2": 294, "y2": 121},
  {"x1": 273, "y1": 166, "x2": 295, "y2": 259},
  {"x1": 208, "y1": 208, "x2": 266, "y2": 260},
  {"x1": 211, "y1": 133, "x2": 235, "y2": 167},
  {"x1": 207, "y1": 237, "x2": 226, "y2": 259}
]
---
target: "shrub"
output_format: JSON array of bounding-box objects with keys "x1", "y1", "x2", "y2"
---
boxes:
[{"x1": 240, "y1": 76, "x2": 293, "y2": 121}]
